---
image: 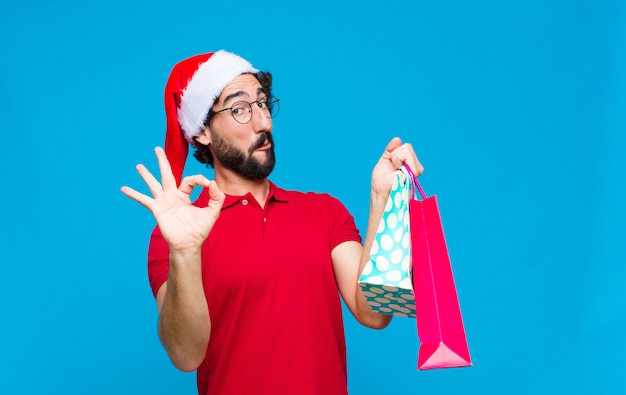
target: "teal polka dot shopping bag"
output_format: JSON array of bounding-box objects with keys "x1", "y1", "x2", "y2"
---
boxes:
[{"x1": 358, "y1": 165, "x2": 416, "y2": 318}]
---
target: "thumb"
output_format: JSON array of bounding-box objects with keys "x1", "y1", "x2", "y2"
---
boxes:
[
  {"x1": 383, "y1": 137, "x2": 402, "y2": 157},
  {"x1": 207, "y1": 181, "x2": 226, "y2": 206}
]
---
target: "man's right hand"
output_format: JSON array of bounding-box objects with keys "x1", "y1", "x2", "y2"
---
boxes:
[{"x1": 121, "y1": 146, "x2": 225, "y2": 252}]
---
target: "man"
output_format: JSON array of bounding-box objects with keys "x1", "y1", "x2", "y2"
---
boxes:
[{"x1": 121, "y1": 50, "x2": 423, "y2": 395}]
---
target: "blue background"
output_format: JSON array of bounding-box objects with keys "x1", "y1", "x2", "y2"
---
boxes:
[{"x1": 1, "y1": 0, "x2": 625, "y2": 393}]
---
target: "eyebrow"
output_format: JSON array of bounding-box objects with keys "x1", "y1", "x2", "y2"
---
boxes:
[
  {"x1": 222, "y1": 91, "x2": 247, "y2": 107},
  {"x1": 222, "y1": 87, "x2": 269, "y2": 107}
]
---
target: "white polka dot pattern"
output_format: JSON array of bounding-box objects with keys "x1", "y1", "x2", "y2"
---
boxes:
[{"x1": 358, "y1": 167, "x2": 416, "y2": 318}]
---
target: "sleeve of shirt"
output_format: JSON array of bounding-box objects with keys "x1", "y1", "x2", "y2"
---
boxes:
[
  {"x1": 147, "y1": 225, "x2": 170, "y2": 298},
  {"x1": 324, "y1": 194, "x2": 362, "y2": 250}
]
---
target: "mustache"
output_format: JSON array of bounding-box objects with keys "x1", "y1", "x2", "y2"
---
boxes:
[{"x1": 249, "y1": 132, "x2": 273, "y2": 154}]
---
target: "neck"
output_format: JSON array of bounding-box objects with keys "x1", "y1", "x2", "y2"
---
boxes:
[{"x1": 214, "y1": 167, "x2": 270, "y2": 207}]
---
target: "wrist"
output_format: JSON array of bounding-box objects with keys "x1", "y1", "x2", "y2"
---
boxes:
[
  {"x1": 169, "y1": 246, "x2": 203, "y2": 262},
  {"x1": 370, "y1": 189, "x2": 389, "y2": 209}
]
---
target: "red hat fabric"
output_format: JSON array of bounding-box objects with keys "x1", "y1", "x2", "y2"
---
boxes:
[{"x1": 163, "y1": 50, "x2": 258, "y2": 185}]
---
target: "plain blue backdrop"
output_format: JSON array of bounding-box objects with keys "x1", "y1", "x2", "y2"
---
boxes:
[{"x1": 1, "y1": 0, "x2": 625, "y2": 394}]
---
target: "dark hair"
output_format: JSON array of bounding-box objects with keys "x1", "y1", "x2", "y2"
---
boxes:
[{"x1": 192, "y1": 71, "x2": 274, "y2": 167}]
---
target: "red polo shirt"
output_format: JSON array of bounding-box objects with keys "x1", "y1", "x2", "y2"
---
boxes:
[{"x1": 148, "y1": 182, "x2": 361, "y2": 395}]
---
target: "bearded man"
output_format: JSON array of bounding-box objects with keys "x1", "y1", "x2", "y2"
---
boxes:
[{"x1": 121, "y1": 50, "x2": 423, "y2": 395}]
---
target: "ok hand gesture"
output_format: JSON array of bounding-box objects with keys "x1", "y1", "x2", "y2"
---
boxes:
[{"x1": 121, "y1": 147, "x2": 225, "y2": 252}]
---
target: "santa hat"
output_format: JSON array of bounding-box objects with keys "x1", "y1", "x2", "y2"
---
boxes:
[{"x1": 163, "y1": 50, "x2": 258, "y2": 185}]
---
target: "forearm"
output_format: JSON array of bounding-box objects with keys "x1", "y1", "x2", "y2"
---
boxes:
[
  {"x1": 158, "y1": 248, "x2": 210, "y2": 372},
  {"x1": 355, "y1": 191, "x2": 393, "y2": 328},
  {"x1": 361, "y1": 191, "x2": 387, "y2": 269}
]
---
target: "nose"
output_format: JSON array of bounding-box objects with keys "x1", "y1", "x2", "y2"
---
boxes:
[{"x1": 250, "y1": 104, "x2": 272, "y2": 132}]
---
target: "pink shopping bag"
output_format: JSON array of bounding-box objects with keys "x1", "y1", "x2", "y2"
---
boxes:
[{"x1": 405, "y1": 165, "x2": 472, "y2": 370}]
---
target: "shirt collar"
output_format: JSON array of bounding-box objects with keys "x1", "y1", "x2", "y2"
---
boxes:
[{"x1": 195, "y1": 180, "x2": 289, "y2": 209}]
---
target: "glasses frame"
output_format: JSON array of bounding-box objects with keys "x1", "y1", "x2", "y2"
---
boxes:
[{"x1": 212, "y1": 98, "x2": 280, "y2": 124}]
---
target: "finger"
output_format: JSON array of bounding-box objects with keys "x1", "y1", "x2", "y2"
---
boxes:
[
  {"x1": 178, "y1": 174, "x2": 213, "y2": 196},
  {"x1": 406, "y1": 157, "x2": 424, "y2": 177},
  {"x1": 400, "y1": 143, "x2": 424, "y2": 176},
  {"x1": 391, "y1": 143, "x2": 424, "y2": 176},
  {"x1": 388, "y1": 142, "x2": 410, "y2": 167},
  {"x1": 136, "y1": 164, "x2": 163, "y2": 197},
  {"x1": 120, "y1": 186, "x2": 154, "y2": 210},
  {"x1": 154, "y1": 147, "x2": 178, "y2": 190}
]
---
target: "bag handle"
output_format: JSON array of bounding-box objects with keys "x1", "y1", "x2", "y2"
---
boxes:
[{"x1": 403, "y1": 164, "x2": 427, "y2": 200}]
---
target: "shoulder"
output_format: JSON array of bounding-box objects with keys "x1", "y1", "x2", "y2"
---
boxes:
[
  {"x1": 272, "y1": 184, "x2": 357, "y2": 232},
  {"x1": 274, "y1": 184, "x2": 347, "y2": 211}
]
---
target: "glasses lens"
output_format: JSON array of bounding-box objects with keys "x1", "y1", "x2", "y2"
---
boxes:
[
  {"x1": 269, "y1": 98, "x2": 280, "y2": 118},
  {"x1": 231, "y1": 102, "x2": 252, "y2": 124}
]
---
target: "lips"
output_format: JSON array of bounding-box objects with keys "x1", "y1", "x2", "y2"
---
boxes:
[
  {"x1": 252, "y1": 133, "x2": 273, "y2": 152},
  {"x1": 257, "y1": 140, "x2": 272, "y2": 151}
]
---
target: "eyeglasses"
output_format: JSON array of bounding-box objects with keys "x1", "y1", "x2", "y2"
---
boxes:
[{"x1": 213, "y1": 98, "x2": 280, "y2": 124}]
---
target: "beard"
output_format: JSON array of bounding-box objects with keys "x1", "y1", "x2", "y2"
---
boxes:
[{"x1": 210, "y1": 130, "x2": 276, "y2": 180}]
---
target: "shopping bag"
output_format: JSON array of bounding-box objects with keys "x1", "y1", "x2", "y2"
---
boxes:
[
  {"x1": 405, "y1": 165, "x2": 472, "y2": 370},
  {"x1": 358, "y1": 166, "x2": 416, "y2": 318}
]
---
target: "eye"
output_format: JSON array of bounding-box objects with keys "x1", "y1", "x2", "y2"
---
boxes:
[
  {"x1": 256, "y1": 101, "x2": 268, "y2": 110},
  {"x1": 231, "y1": 102, "x2": 248, "y2": 115}
]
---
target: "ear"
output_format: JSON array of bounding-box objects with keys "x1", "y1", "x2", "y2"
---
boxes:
[{"x1": 195, "y1": 127, "x2": 212, "y2": 146}]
